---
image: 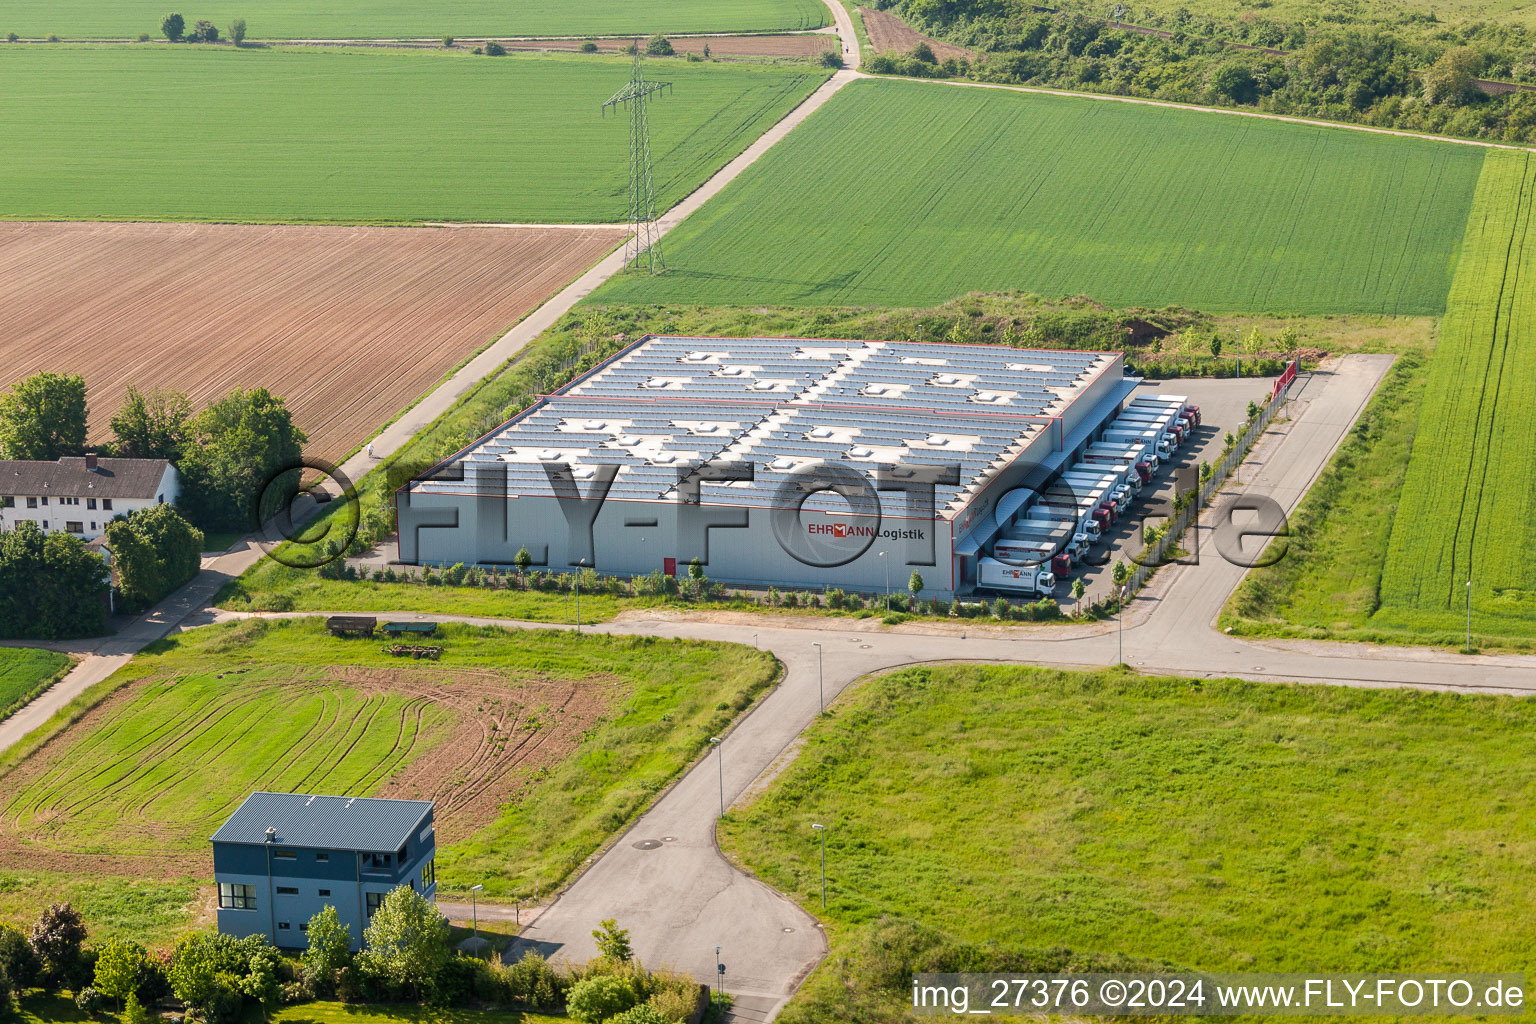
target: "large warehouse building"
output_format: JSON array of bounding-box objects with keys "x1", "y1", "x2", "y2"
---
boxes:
[{"x1": 397, "y1": 335, "x2": 1138, "y2": 598}]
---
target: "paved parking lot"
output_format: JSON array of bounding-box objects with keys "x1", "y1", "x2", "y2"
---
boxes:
[{"x1": 1067, "y1": 373, "x2": 1281, "y2": 606}]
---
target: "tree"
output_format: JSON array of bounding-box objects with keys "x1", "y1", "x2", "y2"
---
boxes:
[
  {"x1": 442, "y1": 35, "x2": 453, "y2": 47},
  {"x1": 110, "y1": 386, "x2": 192, "y2": 461},
  {"x1": 1070, "y1": 576, "x2": 1085, "y2": 614},
  {"x1": 240, "y1": 947, "x2": 281, "y2": 1022},
  {"x1": 0, "y1": 926, "x2": 38, "y2": 994},
  {"x1": 701, "y1": 42, "x2": 710, "y2": 58},
  {"x1": 300, "y1": 905, "x2": 352, "y2": 994},
  {"x1": 908, "y1": 571, "x2": 924, "y2": 596},
  {"x1": 161, "y1": 11, "x2": 184, "y2": 40},
  {"x1": 1110, "y1": 559, "x2": 1131, "y2": 608},
  {"x1": 1209, "y1": 59, "x2": 1258, "y2": 103},
  {"x1": 1423, "y1": 45, "x2": 1481, "y2": 106},
  {"x1": 592, "y1": 919, "x2": 632, "y2": 964},
  {"x1": 0, "y1": 523, "x2": 110, "y2": 640},
  {"x1": 1208, "y1": 334, "x2": 1223, "y2": 359},
  {"x1": 0, "y1": 372, "x2": 87, "y2": 460},
  {"x1": 909, "y1": 41, "x2": 936, "y2": 63},
  {"x1": 358, "y1": 886, "x2": 449, "y2": 999},
  {"x1": 176, "y1": 387, "x2": 306, "y2": 532},
  {"x1": 817, "y1": 48, "x2": 841, "y2": 68},
  {"x1": 190, "y1": 18, "x2": 218, "y2": 41},
  {"x1": 123, "y1": 994, "x2": 156, "y2": 1024},
  {"x1": 483, "y1": 40, "x2": 505, "y2": 55},
  {"x1": 566, "y1": 975, "x2": 637, "y2": 1022},
  {"x1": 687, "y1": 557, "x2": 704, "y2": 581},
  {"x1": 105, "y1": 504, "x2": 204, "y2": 613},
  {"x1": 230, "y1": 17, "x2": 246, "y2": 44},
  {"x1": 29, "y1": 904, "x2": 86, "y2": 992},
  {"x1": 1246, "y1": 399, "x2": 1260, "y2": 421},
  {"x1": 93, "y1": 939, "x2": 148, "y2": 1009},
  {"x1": 645, "y1": 34, "x2": 674, "y2": 56},
  {"x1": 514, "y1": 546, "x2": 533, "y2": 573}
]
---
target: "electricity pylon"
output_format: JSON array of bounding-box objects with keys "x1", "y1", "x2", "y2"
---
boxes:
[{"x1": 602, "y1": 49, "x2": 672, "y2": 274}]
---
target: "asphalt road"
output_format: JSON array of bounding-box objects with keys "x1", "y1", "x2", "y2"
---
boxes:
[{"x1": 204, "y1": 354, "x2": 1536, "y2": 1022}]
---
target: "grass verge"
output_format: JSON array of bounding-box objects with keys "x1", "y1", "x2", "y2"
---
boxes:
[
  {"x1": 0, "y1": 647, "x2": 72, "y2": 722},
  {"x1": 722, "y1": 663, "x2": 1536, "y2": 1019}
]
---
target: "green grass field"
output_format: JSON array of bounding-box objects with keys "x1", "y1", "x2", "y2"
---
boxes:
[
  {"x1": 595, "y1": 78, "x2": 1484, "y2": 313},
  {"x1": 723, "y1": 664, "x2": 1536, "y2": 1018},
  {"x1": 2, "y1": 0, "x2": 826, "y2": 40},
  {"x1": 1376, "y1": 151, "x2": 1536, "y2": 640},
  {"x1": 1226, "y1": 152, "x2": 1536, "y2": 649},
  {"x1": 0, "y1": 647, "x2": 70, "y2": 721},
  {"x1": 0, "y1": 618, "x2": 776, "y2": 898},
  {"x1": 0, "y1": 47, "x2": 827, "y2": 223}
]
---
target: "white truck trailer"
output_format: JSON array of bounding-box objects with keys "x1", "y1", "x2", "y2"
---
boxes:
[{"x1": 977, "y1": 556, "x2": 1056, "y2": 595}]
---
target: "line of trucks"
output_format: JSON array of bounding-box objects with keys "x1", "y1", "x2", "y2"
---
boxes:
[{"x1": 977, "y1": 394, "x2": 1201, "y2": 595}]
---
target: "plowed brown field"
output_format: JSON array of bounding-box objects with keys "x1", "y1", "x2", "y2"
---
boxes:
[
  {"x1": 861, "y1": 7, "x2": 974, "y2": 61},
  {"x1": 0, "y1": 222, "x2": 627, "y2": 462}
]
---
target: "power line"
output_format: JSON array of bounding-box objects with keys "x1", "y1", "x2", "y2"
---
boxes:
[{"x1": 602, "y1": 48, "x2": 672, "y2": 274}]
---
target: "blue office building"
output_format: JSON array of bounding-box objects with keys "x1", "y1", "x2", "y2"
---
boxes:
[{"x1": 211, "y1": 792, "x2": 438, "y2": 950}]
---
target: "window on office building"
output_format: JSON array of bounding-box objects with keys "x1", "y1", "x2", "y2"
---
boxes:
[
  {"x1": 276, "y1": 886, "x2": 298, "y2": 895},
  {"x1": 422, "y1": 859, "x2": 435, "y2": 889},
  {"x1": 365, "y1": 892, "x2": 383, "y2": 918},
  {"x1": 218, "y1": 883, "x2": 257, "y2": 910},
  {"x1": 273, "y1": 849, "x2": 297, "y2": 860},
  {"x1": 318, "y1": 889, "x2": 331, "y2": 897},
  {"x1": 65, "y1": 522, "x2": 83, "y2": 534}
]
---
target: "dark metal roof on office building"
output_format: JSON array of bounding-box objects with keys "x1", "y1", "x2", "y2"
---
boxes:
[{"x1": 210, "y1": 792, "x2": 433, "y2": 853}]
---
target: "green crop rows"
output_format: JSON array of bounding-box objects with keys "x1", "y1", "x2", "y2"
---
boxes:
[
  {"x1": 0, "y1": 648, "x2": 70, "y2": 721},
  {"x1": 1, "y1": 0, "x2": 827, "y2": 41},
  {"x1": 0, "y1": 47, "x2": 827, "y2": 224},
  {"x1": 1376, "y1": 151, "x2": 1536, "y2": 640},
  {"x1": 596, "y1": 78, "x2": 1484, "y2": 314}
]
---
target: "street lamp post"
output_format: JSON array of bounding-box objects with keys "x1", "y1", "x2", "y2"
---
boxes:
[
  {"x1": 575, "y1": 557, "x2": 586, "y2": 631},
  {"x1": 811, "y1": 823, "x2": 827, "y2": 909},
  {"x1": 709, "y1": 736, "x2": 724, "y2": 817},
  {"x1": 470, "y1": 883, "x2": 484, "y2": 942},
  {"x1": 879, "y1": 551, "x2": 889, "y2": 611},
  {"x1": 1117, "y1": 584, "x2": 1125, "y2": 665},
  {"x1": 811, "y1": 642, "x2": 823, "y2": 714}
]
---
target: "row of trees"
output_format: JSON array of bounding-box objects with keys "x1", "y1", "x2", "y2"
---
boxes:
[
  {"x1": 0, "y1": 373, "x2": 307, "y2": 533},
  {"x1": 877, "y1": 1, "x2": 1536, "y2": 143},
  {"x1": 0, "y1": 895, "x2": 697, "y2": 1024},
  {"x1": 159, "y1": 13, "x2": 245, "y2": 44}
]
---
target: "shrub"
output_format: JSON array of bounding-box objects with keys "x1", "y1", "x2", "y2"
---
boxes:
[
  {"x1": 483, "y1": 40, "x2": 506, "y2": 56},
  {"x1": 612, "y1": 1005, "x2": 673, "y2": 1024},
  {"x1": 0, "y1": 926, "x2": 37, "y2": 994},
  {"x1": 442, "y1": 35, "x2": 453, "y2": 47},
  {"x1": 189, "y1": 18, "x2": 217, "y2": 41},
  {"x1": 74, "y1": 987, "x2": 103, "y2": 1013},
  {"x1": 645, "y1": 34, "x2": 674, "y2": 56},
  {"x1": 45, "y1": 33, "x2": 58, "y2": 42},
  {"x1": 137, "y1": 31, "x2": 150, "y2": 40},
  {"x1": 647, "y1": 986, "x2": 699, "y2": 1021},
  {"x1": 160, "y1": 12, "x2": 184, "y2": 40},
  {"x1": 229, "y1": 17, "x2": 245, "y2": 44},
  {"x1": 579, "y1": 39, "x2": 598, "y2": 52},
  {"x1": 123, "y1": 994, "x2": 156, "y2": 1024},
  {"x1": 501, "y1": 952, "x2": 563, "y2": 1008},
  {"x1": 566, "y1": 974, "x2": 638, "y2": 1022},
  {"x1": 5, "y1": 32, "x2": 17, "y2": 42},
  {"x1": 909, "y1": 41, "x2": 936, "y2": 63},
  {"x1": 818, "y1": 48, "x2": 841, "y2": 68}
]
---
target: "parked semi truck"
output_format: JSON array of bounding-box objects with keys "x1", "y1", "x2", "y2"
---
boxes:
[
  {"x1": 1103, "y1": 426, "x2": 1173, "y2": 460},
  {"x1": 1127, "y1": 401, "x2": 1195, "y2": 440},
  {"x1": 977, "y1": 556, "x2": 1056, "y2": 595},
  {"x1": 1039, "y1": 488, "x2": 1113, "y2": 534},
  {"x1": 1080, "y1": 452, "x2": 1149, "y2": 487},
  {"x1": 1141, "y1": 394, "x2": 1200, "y2": 427},
  {"x1": 1116, "y1": 409, "x2": 1185, "y2": 445},
  {"x1": 1022, "y1": 503, "x2": 1102, "y2": 546},
  {"x1": 1059, "y1": 471, "x2": 1129, "y2": 514},
  {"x1": 999, "y1": 520, "x2": 1076, "y2": 573},
  {"x1": 1086, "y1": 440, "x2": 1156, "y2": 475}
]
